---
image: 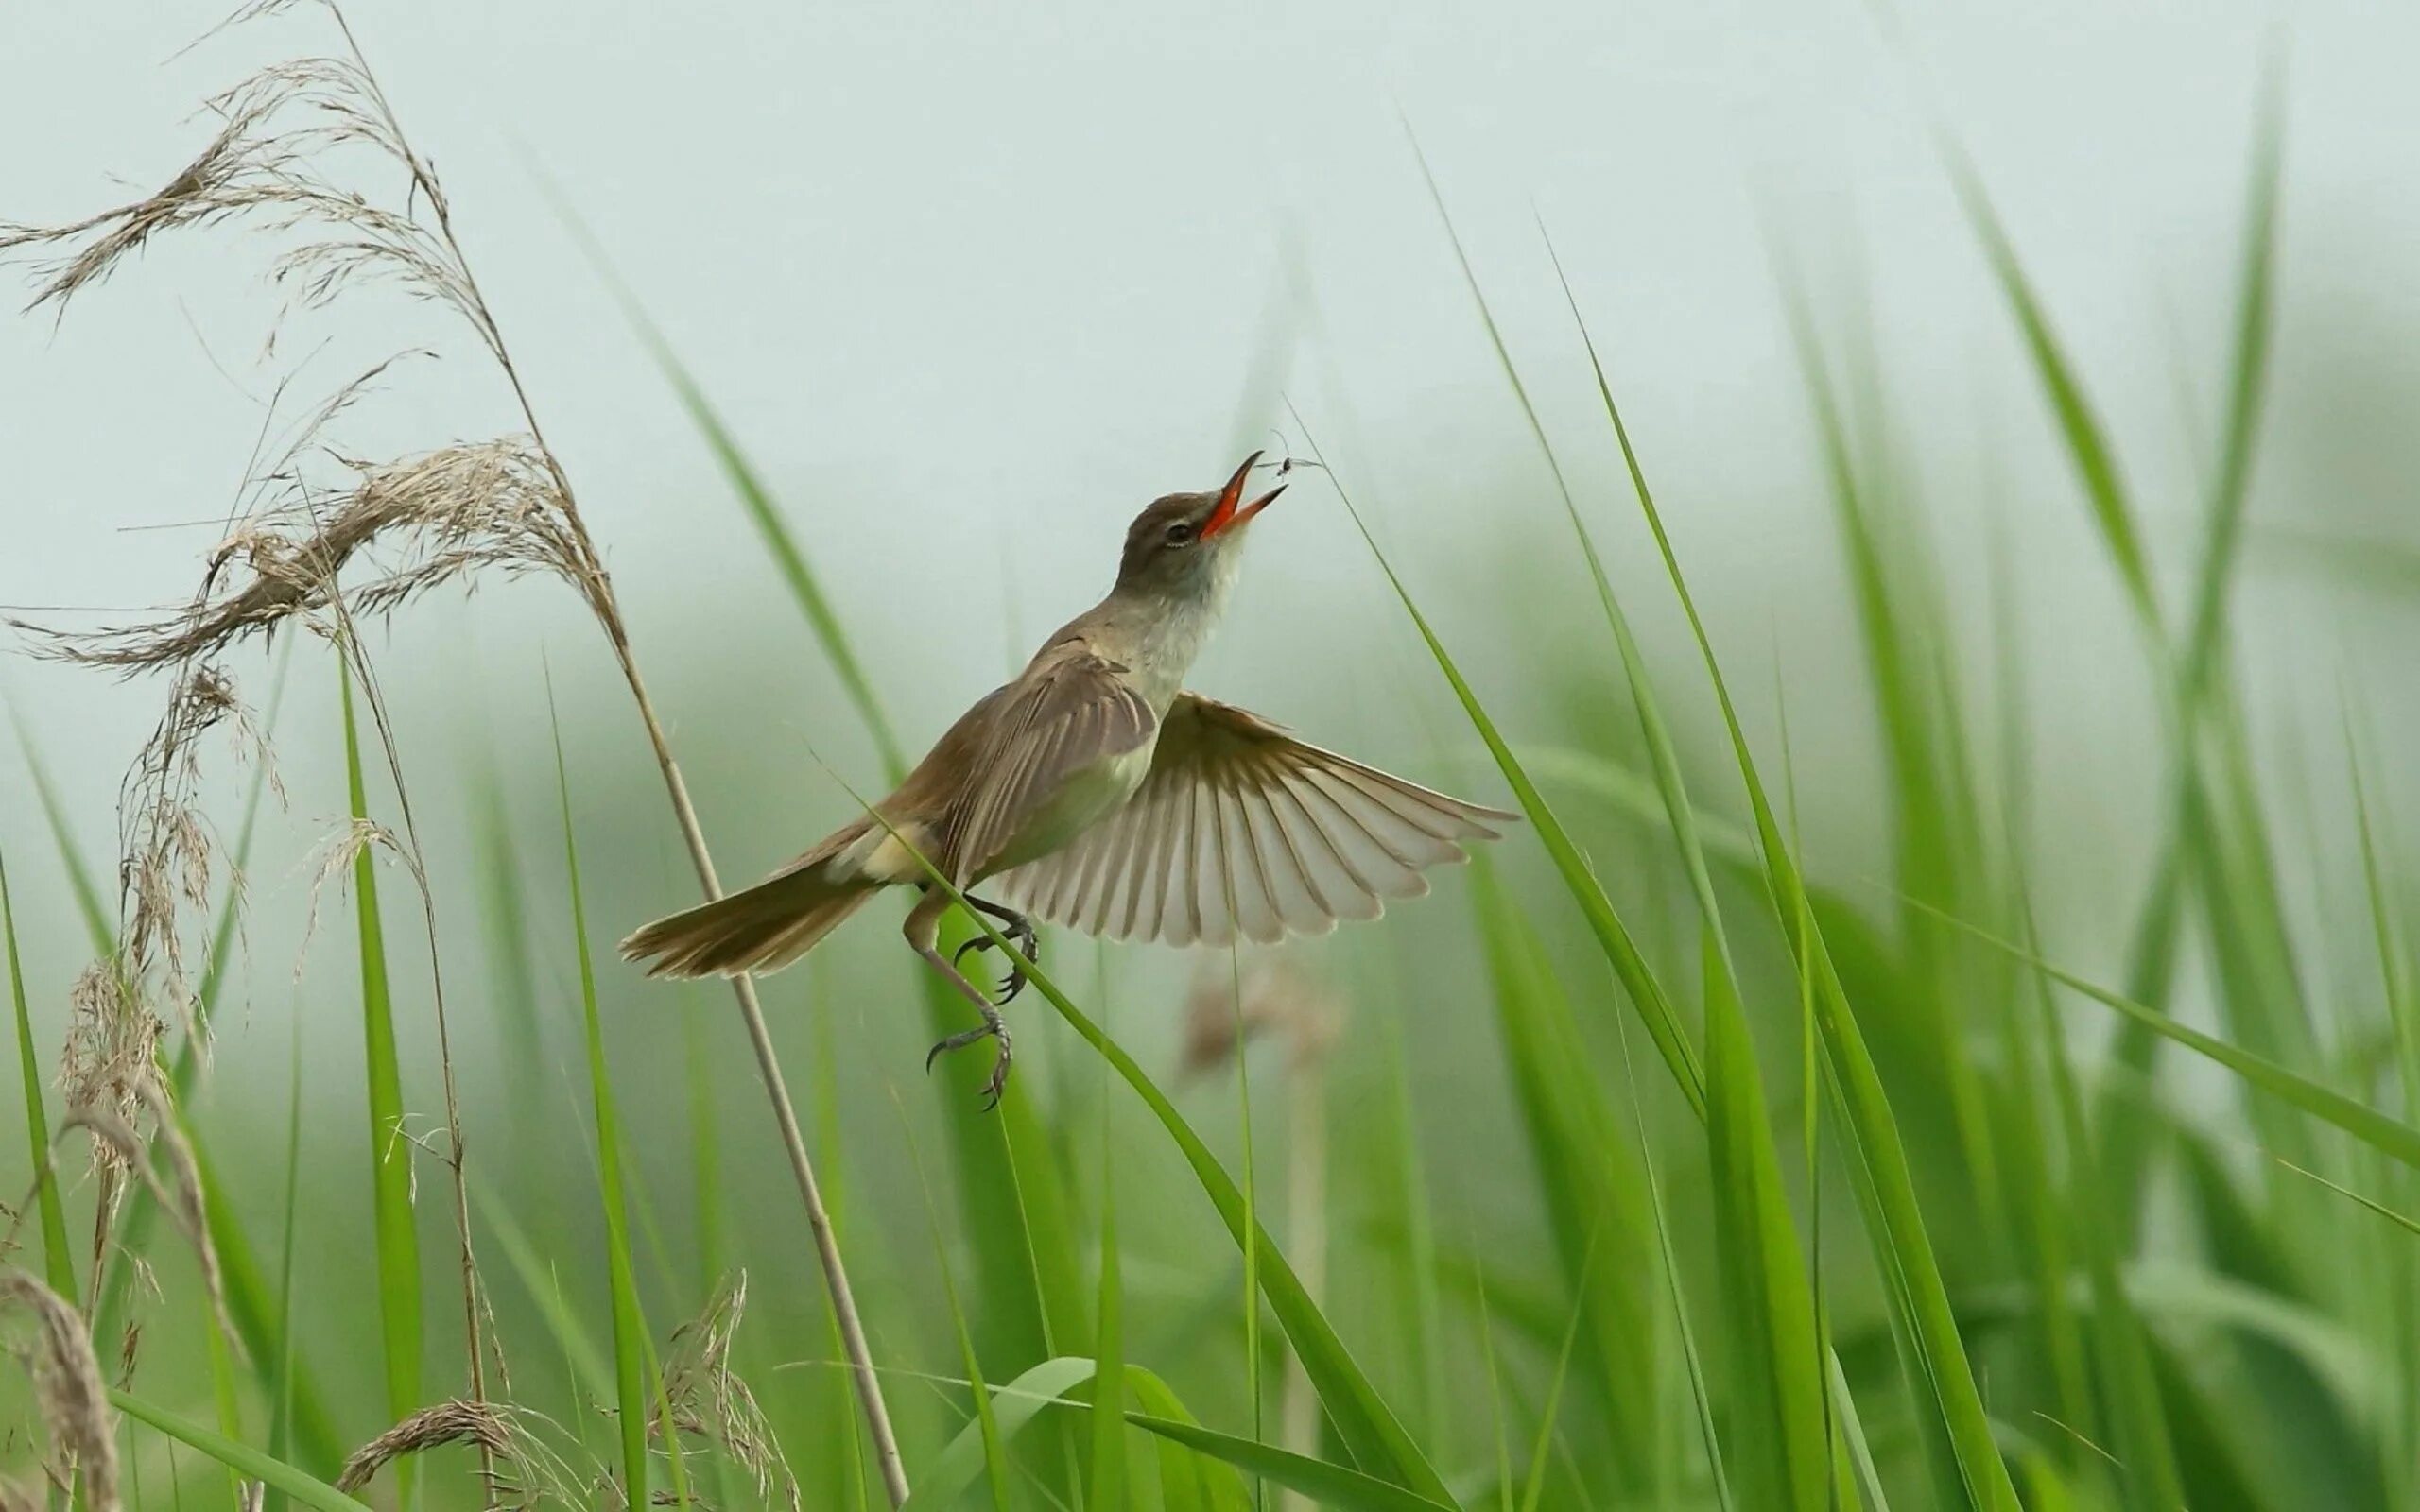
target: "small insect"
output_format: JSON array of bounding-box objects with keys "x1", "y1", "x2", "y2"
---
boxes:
[{"x1": 1255, "y1": 432, "x2": 1326, "y2": 483}]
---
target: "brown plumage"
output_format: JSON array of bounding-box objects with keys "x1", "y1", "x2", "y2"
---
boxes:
[{"x1": 620, "y1": 453, "x2": 1513, "y2": 1104}]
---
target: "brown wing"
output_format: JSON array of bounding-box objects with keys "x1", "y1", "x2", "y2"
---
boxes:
[
  {"x1": 938, "y1": 651, "x2": 1156, "y2": 885},
  {"x1": 995, "y1": 693, "x2": 1514, "y2": 947}
]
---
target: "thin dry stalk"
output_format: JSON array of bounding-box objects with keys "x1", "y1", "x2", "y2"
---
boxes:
[
  {"x1": 1, "y1": 1268, "x2": 122, "y2": 1511},
  {"x1": 1, "y1": 4, "x2": 907, "y2": 1498}
]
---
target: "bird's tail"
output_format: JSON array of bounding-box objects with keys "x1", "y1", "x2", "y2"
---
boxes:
[{"x1": 619, "y1": 818, "x2": 879, "y2": 979}]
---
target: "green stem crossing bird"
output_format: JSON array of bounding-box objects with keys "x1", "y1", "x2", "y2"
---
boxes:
[{"x1": 621, "y1": 453, "x2": 1513, "y2": 1104}]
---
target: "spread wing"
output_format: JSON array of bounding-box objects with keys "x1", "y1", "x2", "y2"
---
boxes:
[
  {"x1": 996, "y1": 693, "x2": 1515, "y2": 947},
  {"x1": 941, "y1": 652, "x2": 1157, "y2": 884}
]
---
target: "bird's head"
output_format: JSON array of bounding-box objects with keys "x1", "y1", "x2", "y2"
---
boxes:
[{"x1": 1114, "y1": 452, "x2": 1286, "y2": 602}]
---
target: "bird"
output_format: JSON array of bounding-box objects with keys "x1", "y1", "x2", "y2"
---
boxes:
[{"x1": 619, "y1": 453, "x2": 1515, "y2": 1105}]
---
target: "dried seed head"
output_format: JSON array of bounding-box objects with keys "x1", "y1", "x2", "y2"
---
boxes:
[
  {"x1": 336, "y1": 1399, "x2": 580, "y2": 1507},
  {"x1": 1, "y1": 1268, "x2": 121, "y2": 1512},
  {"x1": 59, "y1": 967, "x2": 165, "y2": 1177},
  {"x1": 16, "y1": 437, "x2": 595, "y2": 677},
  {"x1": 654, "y1": 1273, "x2": 799, "y2": 1510}
]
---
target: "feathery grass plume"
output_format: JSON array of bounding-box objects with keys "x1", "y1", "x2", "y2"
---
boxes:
[
  {"x1": 652, "y1": 1273, "x2": 800, "y2": 1511},
  {"x1": 1, "y1": 4, "x2": 907, "y2": 1492},
  {"x1": 13, "y1": 438, "x2": 592, "y2": 677},
  {"x1": 333, "y1": 1399, "x2": 585, "y2": 1506},
  {"x1": 0, "y1": 1267, "x2": 121, "y2": 1510}
]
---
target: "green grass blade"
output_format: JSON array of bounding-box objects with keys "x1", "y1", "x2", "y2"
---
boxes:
[
  {"x1": 2015, "y1": 897, "x2": 2187, "y2": 1508},
  {"x1": 338, "y1": 657, "x2": 423, "y2": 1496},
  {"x1": 1468, "y1": 862, "x2": 1656, "y2": 1478},
  {"x1": 564, "y1": 238, "x2": 906, "y2": 781},
  {"x1": 268, "y1": 1012, "x2": 305, "y2": 1512},
  {"x1": 1615, "y1": 1014, "x2": 1737, "y2": 1512},
  {"x1": 1129, "y1": 1418, "x2": 1457, "y2": 1512},
  {"x1": 1288, "y1": 416, "x2": 1705, "y2": 1123},
  {"x1": 848, "y1": 795, "x2": 1453, "y2": 1503},
  {"x1": 1548, "y1": 301, "x2": 2021, "y2": 1509},
  {"x1": 904, "y1": 1113, "x2": 1012, "y2": 1512},
  {"x1": 111, "y1": 1390, "x2": 372, "y2": 1512},
  {"x1": 1088, "y1": 1072, "x2": 1126, "y2": 1511},
  {"x1": 8, "y1": 710, "x2": 115, "y2": 954},
  {"x1": 1701, "y1": 936, "x2": 1831, "y2": 1512},
  {"x1": 1932, "y1": 904, "x2": 2420, "y2": 1170},
  {"x1": 548, "y1": 689, "x2": 657, "y2": 1507},
  {"x1": 560, "y1": 199, "x2": 1085, "y2": 1404},
  {"x1": 1944, "y1": 151, "x2": 2159, "y2": 630},
  {"x1": 2, "y1": 844, "x2": 77, "y2": 1303},
  {"x1": 908, "y1": 1357, "x2": 1095, "y2": 1509},
  {"x1": 2175, "y1": 72, "x2": 2286, "y2": 712},
  {"x1": 1513, "y1": 1239, "x2": 1593, "y2": 1512}
]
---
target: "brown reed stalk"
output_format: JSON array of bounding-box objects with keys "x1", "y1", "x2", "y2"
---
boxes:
[{"x1": 1, "y1": 4, "x2": 908, "y2": 1497}]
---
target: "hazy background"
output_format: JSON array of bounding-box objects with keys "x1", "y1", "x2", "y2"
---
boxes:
[{"x1": 6, "y1": 1, "x2": 2420, "y2": 1500}]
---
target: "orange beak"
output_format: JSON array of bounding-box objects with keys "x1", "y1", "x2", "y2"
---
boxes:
[{"x1": 1200, "y1": 450, "x2": 1287, "y2": 541}]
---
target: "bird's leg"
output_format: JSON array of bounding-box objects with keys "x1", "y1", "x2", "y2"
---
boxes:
[
  {"x1": 907, "y1": 889, "x2": 1012, "y2": 1108},
  {"x1": 952, "y1": 892, "x2": 1039, "y2": 1004}
]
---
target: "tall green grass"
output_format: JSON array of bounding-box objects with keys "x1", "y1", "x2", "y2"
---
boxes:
[{"x1": 13, "y1": 58, "x2": 2420, "y2": 1512}]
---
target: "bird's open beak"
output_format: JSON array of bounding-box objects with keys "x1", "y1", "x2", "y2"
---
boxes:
[{"x1": 1201, "y1": 451, "x2": 1287, "y2": 541}]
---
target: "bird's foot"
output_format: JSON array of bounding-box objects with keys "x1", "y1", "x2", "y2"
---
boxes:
[
  {"x1": 952, "y1": 913, "x2": 1039, "y2": 1005},
  {"x1": 925, "y1": 1006, "x2": 1014, "y2": 1110}
]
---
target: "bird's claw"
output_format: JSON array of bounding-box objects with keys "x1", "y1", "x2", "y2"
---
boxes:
[
  {"x1": 925, "y1": 1016, "x2": 1013, "y2": 1110},
  {"x1": 952, "y1": 922, "x2": 1037, "y2": 1005}
]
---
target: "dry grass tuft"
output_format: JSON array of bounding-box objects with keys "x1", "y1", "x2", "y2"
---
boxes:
[
  {"x1": 334, "y1": 1399, "x2": 582, "y2": 1506},
  {"x1": 0, "y1": 1268, "x2": 122, "y2": 1511},
  {"x1": 653, "y1": 1272, "x2": 800, "y2": 1510}
]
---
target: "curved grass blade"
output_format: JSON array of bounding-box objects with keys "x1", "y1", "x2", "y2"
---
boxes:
[
  {"x1": 112, "y1": 1389, "x2": 372, "y2": 1512},
  {"x1": 339, "y1": 658, "x2": 424, "y2": 1497},
  {"x1": 1088, "y1": 1075, "x2": 1126, "y2": 1511},
  {"x1": 1132, "y1": 1418, "x2": 1457, "y2": 1512},
  {"x1": 567, "y1": 225, "x2": 1089, "y2": 1392},
  {"x1": 1926, "y1": 902, "x2": 2420, "y2": 1171},
  {"x1": 1550, "y1": 290, "x2": 2021, "y2": 1509},
  {"x1": 908, "y1": 1357, "x2": 1095, "y2": 1509},
  {"x1": 548, "y1": 689, "x2": 656, "y2": 1506},
  {"x1": 1943, "y1": 151, "x2": 2157, "y2": 628},
  {"x1": 2014, "y1": 895, "x2": 2187, "y2": 1509},
  {"x1": 2, "y1": 845, "x2": 76, "y2": 1302},
  {"x1": 1285, "y1": 415, "x2": 1705, "y2": 1123},
  {"x1": 7, "y1": 711, "x2": 114, "y2": 953},
  {"x1": 902, "y1": 1106, "x2": 1013, "y2": 1512},
  {"x1": 906, "y1": 1358, "x2": 1248, "y2": 1512},
  {"x1": 842, "y1": 788, "x2": 1453, "y2": 1503}
]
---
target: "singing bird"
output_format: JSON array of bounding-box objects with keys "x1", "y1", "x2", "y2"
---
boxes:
[{"x1": 620, "y1": 454, "x2": 1515, "y2": 1103}]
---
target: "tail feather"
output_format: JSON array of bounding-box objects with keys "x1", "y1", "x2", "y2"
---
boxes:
[{"x1": 620, "y1": 826, "x2": 879, "y2": 979}]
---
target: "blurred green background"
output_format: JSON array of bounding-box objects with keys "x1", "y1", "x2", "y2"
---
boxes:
[{"x1": 8, "y1": 2, "x2": 2420, "y2": 1508}]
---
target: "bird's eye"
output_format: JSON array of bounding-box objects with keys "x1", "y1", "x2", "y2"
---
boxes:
[{"x1": 1165, "y1": 522, "x2": 1196, "y2": 546}]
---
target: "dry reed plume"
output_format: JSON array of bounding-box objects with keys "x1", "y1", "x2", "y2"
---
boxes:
[
  {"x1": 0, "y1": 1268, "x2": 120, "y2": 1511},
  {"x1": 1, "y1": 1, "x2": 907, "y2": 1499}
]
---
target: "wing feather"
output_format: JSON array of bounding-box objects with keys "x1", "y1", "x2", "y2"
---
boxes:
[
  {"x1": 942, "y1": 653, "x2": 1154, "y2": 885},
  {"x1": 997, "y1": 693, "x2": 1513, "y2": 946}
]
